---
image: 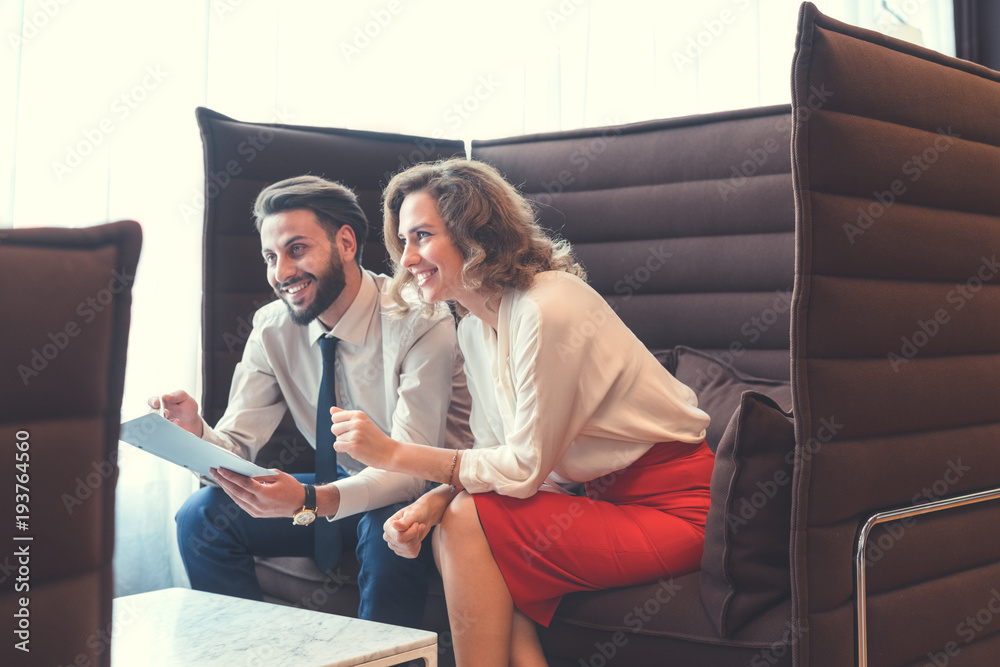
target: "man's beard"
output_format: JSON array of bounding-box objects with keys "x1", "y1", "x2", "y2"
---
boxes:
[{"x1": 278, "y1": 259, "x2": 347, "y2": 326}]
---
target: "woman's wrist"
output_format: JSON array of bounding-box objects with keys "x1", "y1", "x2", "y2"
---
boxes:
[
  {"x1": 425, "y1": 483, "x2": 459, "y2": 523},
  {"x1": 383, "y1": 435, "x2": 405, "y2": 473}
]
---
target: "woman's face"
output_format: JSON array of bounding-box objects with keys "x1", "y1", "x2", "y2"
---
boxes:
[{"x1": 397, "y1": 191, "x2": 469, "y2": 305}]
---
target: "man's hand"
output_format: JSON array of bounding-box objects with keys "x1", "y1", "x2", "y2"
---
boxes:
[
  {"x1": 210, "y1": 468, "x2": 304, "y2": 518},
  {"x1": 330, "y1": 407, "x2": 398, "y2": 470},
  {"x1": 148, "y1": 390, "x2": 203, "y2": 437}
]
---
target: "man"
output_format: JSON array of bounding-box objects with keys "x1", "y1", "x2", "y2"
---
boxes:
[{"x1": 153, "y1": 175, "x2": 470, "y2": 628}]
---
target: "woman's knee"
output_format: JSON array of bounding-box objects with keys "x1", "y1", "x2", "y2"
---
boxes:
[{"x1": 438, "y1": 491, "x2": 483, "y2": 545}]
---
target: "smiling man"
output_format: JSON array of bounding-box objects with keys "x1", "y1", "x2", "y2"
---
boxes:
[{"x1": 154, "y1": 175, "x2": 470, "y2": 628}]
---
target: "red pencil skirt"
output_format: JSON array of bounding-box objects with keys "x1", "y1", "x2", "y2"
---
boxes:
[{"x1": 472, "y1": 440, "x2": 714, "y2": 626}]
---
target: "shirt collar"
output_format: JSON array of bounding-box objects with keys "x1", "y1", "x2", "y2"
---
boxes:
[{"x1": 308, "y1": 270, "x2": 379, "y2": 348}]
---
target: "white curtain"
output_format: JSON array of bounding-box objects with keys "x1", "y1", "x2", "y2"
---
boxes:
[{"x1": 2, "y1": 0, "x2": 953, "y2": 597}]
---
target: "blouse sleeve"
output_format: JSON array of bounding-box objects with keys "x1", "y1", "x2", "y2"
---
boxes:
[{"x1": 458, "y1": 275, "x2": 627, "y2": 498}]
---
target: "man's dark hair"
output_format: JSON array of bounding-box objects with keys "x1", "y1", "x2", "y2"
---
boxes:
[{"x1": 253, "y1": 175, "x2": 368, "y2": 265}]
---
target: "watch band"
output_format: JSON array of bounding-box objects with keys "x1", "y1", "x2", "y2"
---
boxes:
[{"x1": 303, "y1": 483, "x2": 317, "y2": 512}]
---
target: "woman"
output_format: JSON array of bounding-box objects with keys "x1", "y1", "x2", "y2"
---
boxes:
[{"x1": 331, "y1": 159, "x2": 713, "y2": 666}]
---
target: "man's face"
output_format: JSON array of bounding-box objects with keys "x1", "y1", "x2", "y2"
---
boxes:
[{"x1": 260, "y1": 209, "x2": 346, "y2": 326}]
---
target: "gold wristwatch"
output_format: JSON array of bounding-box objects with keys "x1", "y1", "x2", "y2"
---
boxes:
[{"x1": 292, "y1": 483, "x2": 317, "y2": 526}]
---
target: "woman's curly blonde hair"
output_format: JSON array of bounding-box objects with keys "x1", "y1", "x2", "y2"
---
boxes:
[{"x1": 382, "y1": 158, "x2": 585, "y2": 316}]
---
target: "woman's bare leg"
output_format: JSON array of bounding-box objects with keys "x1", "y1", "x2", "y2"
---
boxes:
[
  {"x1": 510, "y1": 609, "x2": 548, "y2": 667},
  {"x1": 433, "y1": 491, "x2": 514, "y2": 667}
]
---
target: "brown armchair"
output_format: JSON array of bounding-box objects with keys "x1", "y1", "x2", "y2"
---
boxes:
[{"x1": 0, "y1": 221, "x2": 142, "y2": 667}]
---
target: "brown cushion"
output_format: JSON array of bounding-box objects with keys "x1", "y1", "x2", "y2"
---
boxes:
[
  {"x1": 669, "y1": 345, "x2": 791, "y2": 452},
  {"x1": 699, "y1": 390, "x2": 794, "y2": 637}
]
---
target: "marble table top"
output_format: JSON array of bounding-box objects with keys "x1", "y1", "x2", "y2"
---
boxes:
[{"x1": 110, "y1": 587, "x2": 437, "y2": 666}]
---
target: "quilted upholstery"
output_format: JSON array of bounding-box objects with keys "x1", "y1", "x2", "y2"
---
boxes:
[
  {"x1": 790, "y1": 3, "x2": 1000, "y2": 665},
  {"x1": 0, "y1": 221, "x2": 141, "y2": 667}
]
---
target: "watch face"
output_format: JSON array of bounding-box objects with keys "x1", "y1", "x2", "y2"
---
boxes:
[{"x1": 293, "y1": 509, "x2": 316, "y2": 526}]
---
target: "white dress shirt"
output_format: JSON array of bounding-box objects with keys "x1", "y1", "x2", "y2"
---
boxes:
[
  {"x1": 457, "y1": 271, "x2": 709, "y2": 499},
  {"x1": 202, "y1": 270, "x2": 471, "y2": 520}
]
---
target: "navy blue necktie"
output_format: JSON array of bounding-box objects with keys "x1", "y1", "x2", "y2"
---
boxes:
[{"x1": 314, "y1": 335, "x2": 342, "y2": 572}]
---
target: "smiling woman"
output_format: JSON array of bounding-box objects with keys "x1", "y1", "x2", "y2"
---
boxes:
[
  {"x1": 396, "y1": 192, "x2": 469, "y2": 305},
  {"x1": 329, "y1": 158, "x2": 715, "y2": 666}
]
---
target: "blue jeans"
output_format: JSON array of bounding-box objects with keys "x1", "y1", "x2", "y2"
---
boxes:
[{"x1": 175, "y1": 472, "x2": 435, "y2": 628}]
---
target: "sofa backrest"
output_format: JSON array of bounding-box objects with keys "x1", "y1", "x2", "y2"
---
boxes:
[
  {"x1": 196, "y1": 108, "x2": 464, "y2": 467},
  {"x1": 790, "y1": 4, "x2": 1000, "y2": 665},
  {"x1": 471, "y1": 106, "x2": 796, "y2": 381},
  {"x1": 0, "y1": 220, "x2": 141, "y2": 667}
]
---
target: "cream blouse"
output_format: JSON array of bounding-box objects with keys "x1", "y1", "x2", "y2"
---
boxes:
[{"x1": 457, "y1": 271, "x2": 710, "y2": 498}]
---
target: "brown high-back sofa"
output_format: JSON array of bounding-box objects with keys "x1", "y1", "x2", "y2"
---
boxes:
[{"x1": 195, "y1": 4, "x2": 1000, "y2": 665}]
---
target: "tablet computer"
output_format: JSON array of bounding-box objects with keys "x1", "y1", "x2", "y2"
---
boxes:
[{"x1": 119, "y1": 413, "x2": 274, "y2": 478}]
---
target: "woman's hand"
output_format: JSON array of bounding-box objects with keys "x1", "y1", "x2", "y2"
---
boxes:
[
  {"x1": 383, "y1": 491, "x2": 450, "y2": 558},
  {"x1": 330, "y1": 407, "x2": 399, "y2": 471}
]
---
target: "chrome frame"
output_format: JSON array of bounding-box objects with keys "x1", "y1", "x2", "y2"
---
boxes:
[{"x1": 855, "y1": 486, "x2": 1000, "y2": 666}]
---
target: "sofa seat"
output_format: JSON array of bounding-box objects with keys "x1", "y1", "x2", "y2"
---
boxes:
[{"x1": 545, "y1": 571, "x2": 793, "y2": 667}]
